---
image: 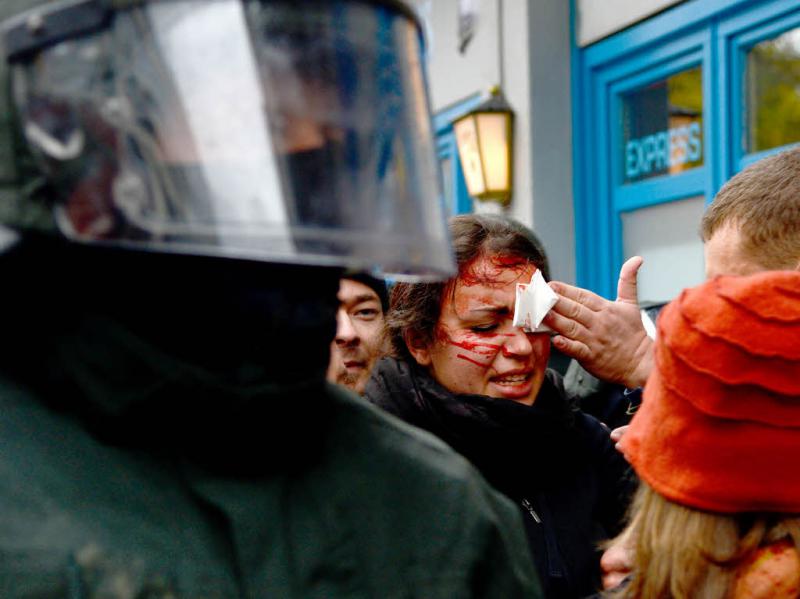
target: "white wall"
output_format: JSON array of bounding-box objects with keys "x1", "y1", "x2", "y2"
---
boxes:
[
  {"x1": 527, "y1": 0, "x2": 575, "y2": 285},
  {"x1": 576, "y1": 0, "x2": 685, "y2": 46},
  {"x1": 423, "y1": 0, "x2": 500, "y2": 112},
  {"x1": 417, "y1": 0, "x2": 576, "y2": 283}
]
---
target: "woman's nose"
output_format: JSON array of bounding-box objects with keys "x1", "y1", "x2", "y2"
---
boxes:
[{"x1": 501, "y1": 327, "x2": 535, "y2": 358}]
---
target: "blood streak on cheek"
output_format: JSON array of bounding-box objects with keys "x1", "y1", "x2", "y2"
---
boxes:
[
  {"x1": 457, "y1": 354, "x2": 490, "y2": 368},
  {"x1": 446, "y1": 332, "x2": 503, "y2": 371},
  {"x1": 449, "y1": 338, "x2": 502, "y2": 356},
  {"x1": 437, "y1": 328, "x2": 502, "y2": 366}
]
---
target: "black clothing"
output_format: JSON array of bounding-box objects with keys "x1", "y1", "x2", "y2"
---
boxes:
[
  {"x1": 563, "y1": 303, "x2": 666, "y2": 430},
  {"x1": 365, "y1": 357, "x2": 634, "y2": 599},
  {"x1": 0, "y1": 239, "x2": 543, "y2": 597},
  {"x1": 563, "y1": 359, "x2": 644, "y2": 431}
]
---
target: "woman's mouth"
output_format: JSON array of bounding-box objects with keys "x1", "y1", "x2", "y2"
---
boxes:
[
  {"x1": 493, "y1": 373, "x2": 530, "y2": 384},
  {"x1": 489, "y1": 371, "x2": 534, "y2": 400}
]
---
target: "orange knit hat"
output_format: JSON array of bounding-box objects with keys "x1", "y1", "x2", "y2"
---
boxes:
[{"x1": 619, "y1": 270, "x2": 800, "y2": 513}]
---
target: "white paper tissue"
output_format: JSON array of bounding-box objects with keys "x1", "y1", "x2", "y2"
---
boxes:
[{"x1": 512, "y1": 270, "x2": 558, "y2": 333}]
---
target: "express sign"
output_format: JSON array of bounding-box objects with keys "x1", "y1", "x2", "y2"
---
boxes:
[{"x1": 625, "y1": 121, "x2": 702, "y2": 181}]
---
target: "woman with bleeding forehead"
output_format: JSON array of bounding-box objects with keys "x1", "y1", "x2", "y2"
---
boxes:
[{"x1": 365, "y1": 214, "x2": 633, "y2": 598}]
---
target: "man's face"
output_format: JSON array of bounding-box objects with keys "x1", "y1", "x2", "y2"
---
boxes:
[
  {"x1": 704, "y1": 222, "x2": 765, "y2": 279},
  {"x1": 326, "y1": 279, "x2": 386, "y2": 394}
]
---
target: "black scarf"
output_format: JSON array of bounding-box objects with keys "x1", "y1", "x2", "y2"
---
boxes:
[
  {"x1": 365, "y1": 357, "x2": 584, "y2": 499},
  {"x1": 0, "y1": 235, "x2": 340, "y2": 474}
]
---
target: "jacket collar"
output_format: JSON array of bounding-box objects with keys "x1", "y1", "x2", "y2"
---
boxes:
[{"x1": 365, "y1": 356, "x2": 582, "y2": 496}]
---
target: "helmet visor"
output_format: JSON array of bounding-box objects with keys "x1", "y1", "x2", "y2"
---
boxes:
[{"x1": 8, "y1": 0, "x2": 454, "y2": 280}]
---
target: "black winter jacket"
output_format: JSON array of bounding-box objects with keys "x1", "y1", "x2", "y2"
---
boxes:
[{"x1": 365, "y1": 357, "x2": 634, "y2": 599}]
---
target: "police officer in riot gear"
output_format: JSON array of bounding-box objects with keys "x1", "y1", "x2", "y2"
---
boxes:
[{"x1": 0, "y1": 0, "x2": 541, "y2": 596}]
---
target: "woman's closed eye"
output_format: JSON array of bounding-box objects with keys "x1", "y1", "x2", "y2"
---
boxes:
[{"x1": 469, "y1": 323, "x2": 499, "y2": 333}]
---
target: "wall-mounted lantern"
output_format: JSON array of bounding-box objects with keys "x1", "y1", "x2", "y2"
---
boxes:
[{"x1": 452, "y1": 86, "x2": 514, "y2": 204}]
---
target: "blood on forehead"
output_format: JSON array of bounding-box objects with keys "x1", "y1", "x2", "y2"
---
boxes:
[
  {"x1": 436, "y1": 254, "x2": 529, "y2": 321},
  {"x1": 439, "y1": 253, "x2": 536, "y2": 314},
  {"x1": 429, "y1": 253, "x2": 537, "y2": 344},
  {"x1": 456, "y1": 254, "x2": 533, "y2": 289}
]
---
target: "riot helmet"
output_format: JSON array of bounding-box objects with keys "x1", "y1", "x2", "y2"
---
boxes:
[{"x1": 0, "y1": 0, "x2": 455, "y2": 280}]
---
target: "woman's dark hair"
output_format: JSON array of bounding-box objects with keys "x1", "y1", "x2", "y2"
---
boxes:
[{"x1": 386, "y1": 214, "x2": 550, "y2": 360}]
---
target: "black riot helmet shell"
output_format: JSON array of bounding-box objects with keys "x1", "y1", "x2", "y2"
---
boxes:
[{"x1": 0, "y1": 0, "x2": 455, "y2": 281}]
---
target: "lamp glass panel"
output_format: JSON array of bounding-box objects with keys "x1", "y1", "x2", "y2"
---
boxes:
[
  {"x1": 454, "y1": 116, "x2": 487, "y2": 195},
  {"x1": 476, "y1": 112, "x2": 509, "y2": 192}
]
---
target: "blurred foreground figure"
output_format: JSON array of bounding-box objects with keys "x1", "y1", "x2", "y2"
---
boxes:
[
  {"x1": 611, "y1": 271, "x2": 800, "y2": 598},
  {"x1": 0, "y1": 0, "x2": 540, "y2": 596},
  {"x1": 327, "y1": 274, "x2": 388, "y2": 394}
]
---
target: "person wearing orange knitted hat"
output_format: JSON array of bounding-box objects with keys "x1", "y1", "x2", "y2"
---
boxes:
[{"x1": 608, "y1": 270, "x2": 800, "y2": 598}]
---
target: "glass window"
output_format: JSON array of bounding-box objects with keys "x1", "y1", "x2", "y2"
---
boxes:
[
  {"x1": 621, "y1": 195, "x2": 706, "y2": 303},
  {"x1": 620, "y1": 66, "x2": 704, "y2": 184},
  {"x1": 745, "y1": 27, "x2": 800, "y2": 154}
]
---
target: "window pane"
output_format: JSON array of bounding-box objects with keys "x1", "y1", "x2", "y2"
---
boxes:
[
  {"x1": 621, "y1": 195, "x2": 706, "y2": 303},
  {"x1": 620, "y1": 67, "x2": 704, "y2": 184},
  {"x1": 745, "y1": 27, "x2": 800, "y2": 153}
]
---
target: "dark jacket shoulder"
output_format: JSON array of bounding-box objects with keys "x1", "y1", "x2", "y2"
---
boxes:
[
  {"x1": 323, "y1": 383, "x2": 542, "y2": 594},
  {"x1": 0, "y1": 375, "x2": 543, "y2": 598}
]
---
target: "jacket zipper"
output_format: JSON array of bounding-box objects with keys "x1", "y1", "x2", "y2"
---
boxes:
[
  {"x1": 526, "y1": 496, "x2": 567, "y2": 580},
  {"x1": 521, "y1": 498, "x2": 542, "y2": 523}
]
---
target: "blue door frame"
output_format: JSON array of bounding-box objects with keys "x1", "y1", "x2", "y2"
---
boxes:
[{"x1": 572, "y1": 0, "x2": 800, "y2": 298}]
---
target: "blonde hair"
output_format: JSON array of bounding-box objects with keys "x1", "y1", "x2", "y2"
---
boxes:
[{"x1": 608, "y1": 483, "x2": 800, "y2": 599}]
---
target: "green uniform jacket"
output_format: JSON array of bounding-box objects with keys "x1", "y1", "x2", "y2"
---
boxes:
[{"x1": 0, "y1": 377, "x2": 541, "y2": 598}]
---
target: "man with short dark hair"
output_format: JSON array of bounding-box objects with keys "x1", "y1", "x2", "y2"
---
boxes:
[
  {"x1": 701, "y1": 146, "x2": 800, "y2": 276},
  {"x1": 327, "y1": 274, "x2": 389, "y2": 394}
]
